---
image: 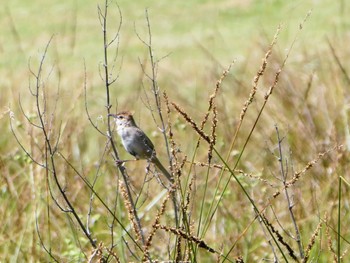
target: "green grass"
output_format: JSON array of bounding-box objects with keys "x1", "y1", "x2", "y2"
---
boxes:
[{"x1": 1, "y1": 0, "x2": 350, "y2": 262}]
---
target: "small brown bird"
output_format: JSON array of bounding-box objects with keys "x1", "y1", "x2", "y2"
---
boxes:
[{"x1": 109, "y1": 111, "x2": 173, "y2": 182}]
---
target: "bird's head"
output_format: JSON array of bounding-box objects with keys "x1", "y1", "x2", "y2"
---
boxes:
[{"x1": 108, "y1": 111, "x2": 136, "y2": 128}]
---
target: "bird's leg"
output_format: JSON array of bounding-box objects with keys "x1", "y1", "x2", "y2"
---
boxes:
[
  {"x1": 145, "y1": 161, "x2": 152, "y2": 175},
  {"x1": 115, "y1": 158, "x2": 138, "y2": 166}
]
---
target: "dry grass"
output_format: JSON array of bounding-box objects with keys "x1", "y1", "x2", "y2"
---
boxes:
[{"x1": 1, "y1": 0, "x2": 350, "y2": 262}]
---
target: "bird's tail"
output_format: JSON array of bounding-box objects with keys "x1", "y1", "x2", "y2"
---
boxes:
[{"x1": 152, "y1": 157, "x2": 173, "y2": 183}]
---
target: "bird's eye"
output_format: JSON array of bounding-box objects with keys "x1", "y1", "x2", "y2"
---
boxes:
[{"x1": 117, "y1": 115, "x2": 123, "y2": 119}]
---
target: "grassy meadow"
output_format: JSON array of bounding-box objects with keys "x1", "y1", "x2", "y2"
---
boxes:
[{"x1": 1, "y1": 0, "x2": 350, "y2": 262}]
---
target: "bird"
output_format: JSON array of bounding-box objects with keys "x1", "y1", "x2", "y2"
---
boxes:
[{"x1": 109, "y1": 111, "x2": 173, "y2": 183}]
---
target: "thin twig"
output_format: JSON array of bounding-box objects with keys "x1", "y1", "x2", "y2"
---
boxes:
[
  {"x1": 275, "y1": 125, "x2": 304, "y2": 258},
  {"x1": 97, "y1": 0, "x2": 146, "y2": 248}
]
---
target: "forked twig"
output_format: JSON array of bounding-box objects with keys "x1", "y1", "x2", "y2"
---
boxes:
[{"x1": 97, "y1": 0, "x2": 146, "y2": 250}]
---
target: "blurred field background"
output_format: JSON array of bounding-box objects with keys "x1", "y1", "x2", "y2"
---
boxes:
[{"x1": 1, "y1": 0, "x2": 350, "y2": 262}]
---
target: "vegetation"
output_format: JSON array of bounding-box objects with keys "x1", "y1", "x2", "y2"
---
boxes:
[{"x1": 1, "y1": 0, "x2": 349, "y2": 262}]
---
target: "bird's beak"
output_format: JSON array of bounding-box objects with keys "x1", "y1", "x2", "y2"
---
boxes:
[{"x1": 108, "y1": 113, "x2": 117, "y2": 118}]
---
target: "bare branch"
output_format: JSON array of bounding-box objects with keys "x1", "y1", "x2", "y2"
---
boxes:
[
  {"x1": 275, "y1": 124, "x2": 304, "y2": 259},
  {"x1": 9, "y1": 116, "x2": 47, "y2": 169},
  {"x1": 83, "y1": 60, "x2": 106, "y2": 136},
  {"x1": 58, "y1": 151, "x2": 143, "y2": 252},
  {"x1": 35, "y1": 208, "x2": 60, "y2": 263},
  {"x1": 18, "y1": 94, "x2": 42, "y2": 129},
  {"x1": 27, "y1": 36, "x2": 97, "y2": 249},
  {"x1": 98, "y1": 0, "x2": 146, "y2": 247}
]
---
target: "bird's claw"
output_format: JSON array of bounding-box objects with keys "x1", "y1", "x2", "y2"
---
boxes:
[{"x1": 115, "y1": 159, "x2": 125, "y2": 166}]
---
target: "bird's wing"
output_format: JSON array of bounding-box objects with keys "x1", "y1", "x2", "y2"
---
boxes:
[{"x1": 135, "y1": 128, "x2": 155, "y2": 152}]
